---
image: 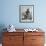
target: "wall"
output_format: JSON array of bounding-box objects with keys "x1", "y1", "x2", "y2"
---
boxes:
[
  {"x1": 0, "y1": 0, "x2": 46, "y2": 29},
  {"x1": 0, "y1": 0, "x2": 46, "y2": 43}
]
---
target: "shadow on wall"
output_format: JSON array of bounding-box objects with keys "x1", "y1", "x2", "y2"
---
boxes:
[{"x1": 0, "y1": 24, "x2": 7, "y2": 43}]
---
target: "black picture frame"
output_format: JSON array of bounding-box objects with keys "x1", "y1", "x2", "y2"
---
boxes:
[{"x1": 19, "y1": 5, "x2": 34, "y2": 23}]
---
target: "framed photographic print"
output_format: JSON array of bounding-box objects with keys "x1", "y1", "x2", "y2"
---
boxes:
[{"x1": 19, "y1": 5, "x2": 34, "y2": 23}]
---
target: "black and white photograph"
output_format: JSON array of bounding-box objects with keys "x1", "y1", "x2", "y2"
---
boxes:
[{"x1": 19, "y1": 5, "x2": 34, "y2": 23}]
